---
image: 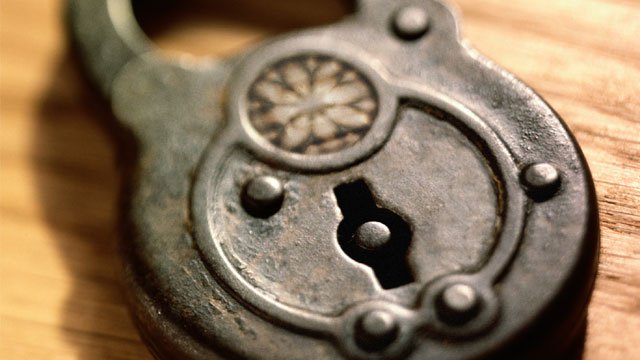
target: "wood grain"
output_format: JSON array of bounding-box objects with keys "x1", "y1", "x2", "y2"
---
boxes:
[{"x1": 1, "y1": 0, "x2": 638, "y2": 359}]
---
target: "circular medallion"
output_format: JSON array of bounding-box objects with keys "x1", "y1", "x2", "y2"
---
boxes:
[{"x1": 247, "y1": 55, "x2": 379, "y2": 155}]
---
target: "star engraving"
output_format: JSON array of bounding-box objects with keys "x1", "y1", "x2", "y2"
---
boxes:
[{"x1": 248, "y1": 55, "x2": 378, "y2": 154}]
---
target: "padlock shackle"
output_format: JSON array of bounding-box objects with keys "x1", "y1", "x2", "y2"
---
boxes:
[
  {"x1": 68, "y1": 0, "x2": 152, "y2": 98},
  {"x1": 68, "y1": 0, "x2": 461, "y2": 103}
]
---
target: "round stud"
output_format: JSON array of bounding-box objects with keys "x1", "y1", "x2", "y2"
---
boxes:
[
  {"x1": 356, "y1": 310, "x2": 399, "y2": 352},
  {"x1": 436, "y1": 284, "x2": 481, "y2": 325},
  {"x1": 242, "y1": 175, "x2": 285, "y2": 218},
  {"x1": 354, "y1": 221, "x2": 392, "y2": 251},
  {"x1": 393, "y1": 6, "x2": 430, "y2": 40},
  {"x1": 521, "y1": 163, "x2": 561, "y2": 199}
]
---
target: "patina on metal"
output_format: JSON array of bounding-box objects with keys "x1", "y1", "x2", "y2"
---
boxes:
[
  {"x1": 248, "y1": 54, "x2": 379, "y2": 155},
  {"x1": 68, "y1": 0, "x2": 600, "y2": 359}
]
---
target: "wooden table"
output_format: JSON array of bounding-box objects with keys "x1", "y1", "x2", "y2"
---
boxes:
[{"x1": 1, "y1": 0, "x2": 638, "y2": 358}]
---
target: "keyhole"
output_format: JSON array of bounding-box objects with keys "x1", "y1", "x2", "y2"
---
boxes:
[{"x1": 334, "y1": 180, "x2": 414, "y2": 289}]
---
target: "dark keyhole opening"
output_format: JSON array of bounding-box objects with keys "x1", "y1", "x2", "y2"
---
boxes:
[
  {"x1": 334, "y1": 180, "x2": 414, "y2": 289},
  {"x1": 132, "y1": 0, "x2": 357, "y2": 57}
]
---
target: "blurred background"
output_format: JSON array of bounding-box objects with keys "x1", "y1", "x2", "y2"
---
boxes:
[{"x1": 1, "y1": 0, "x2": 639, "y2": 358}]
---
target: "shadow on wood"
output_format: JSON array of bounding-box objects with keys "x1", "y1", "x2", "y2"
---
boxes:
[{"x1": 35, "y1": 53, "x2": 152, "y2": 359}]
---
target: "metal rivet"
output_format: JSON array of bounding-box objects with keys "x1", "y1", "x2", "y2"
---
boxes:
[
  {"x1": 437, "y1": 284, "x2": 481, "y2": 325},
  {"x1": 356, "y1": 310, "x2": 399, "y2": 351},
  {"x1": 393, "y1": 6, "x2": 430, "y2": 40},
  {"x1": 354, "y1": 221, "x2": 392, "y2": 251},
  {"x1": 522, "y1": 163, "x2": 561, "y2": 198},
  {"x1": 242, "y1": 175, "x2": 284, "y2": 218}
]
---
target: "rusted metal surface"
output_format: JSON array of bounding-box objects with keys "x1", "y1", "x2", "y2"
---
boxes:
[
  {"x1": 68, "y1": 0, "x2": 599, "y2": 359},
  {"x1": 248, "y1": 55, "x2": 378, "y2": 154}
]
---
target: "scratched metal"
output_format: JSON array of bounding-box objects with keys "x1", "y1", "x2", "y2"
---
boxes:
[{"x1": 68, "y1": 0, "x2": 599, "y2": 359}]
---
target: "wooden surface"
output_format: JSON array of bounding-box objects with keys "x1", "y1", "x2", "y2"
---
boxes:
[{"x1": 1, "y1": 0, "x2": 639, "y2": 358}]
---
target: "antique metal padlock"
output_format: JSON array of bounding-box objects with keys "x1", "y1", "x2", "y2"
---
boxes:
[{"x1": 69, "y1": 0, "x2": 600, "y2": 358}]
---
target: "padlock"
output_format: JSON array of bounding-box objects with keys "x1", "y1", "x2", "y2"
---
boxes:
[{"x1": 68, "y1": 0, "x2": 600, "y2": 359}]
